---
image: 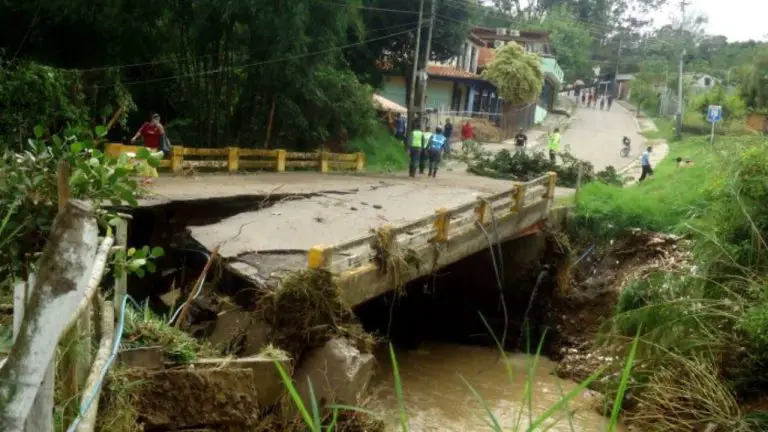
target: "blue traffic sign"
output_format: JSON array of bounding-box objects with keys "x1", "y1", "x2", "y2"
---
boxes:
[{"x1": 707, "y1": 105, "x2": 723, "y2": 123}]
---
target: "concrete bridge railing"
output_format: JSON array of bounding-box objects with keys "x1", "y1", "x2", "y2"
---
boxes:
[{"x1": 306, "y1": 172, "x2": 558, "y2": 306}]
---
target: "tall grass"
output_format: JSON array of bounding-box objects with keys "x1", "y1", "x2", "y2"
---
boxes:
[{"x1": 346, "y1": 123, "x2": 408, "y2": 172}]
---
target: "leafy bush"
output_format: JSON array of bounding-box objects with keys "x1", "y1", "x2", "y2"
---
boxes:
[
  {"x1": 345, "y1": 122, "x2": 408, "y2": 172},
  {"x1": 468, "y1": 149, "x2": 622, "y2": 188},
  {"x1": 0, "y1": 124, "x2": 160, "y2": 292},
  {"x1": 690, "y1": 85, "x2": 747, "y2": 124}
]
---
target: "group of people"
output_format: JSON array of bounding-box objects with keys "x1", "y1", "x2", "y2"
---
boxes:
[
  {"x1": 395, "y1": 114, "x2": 475, "y2": 178},
  {"x1": 580, "y1": 89, "x2": 614, "y2": 111}
]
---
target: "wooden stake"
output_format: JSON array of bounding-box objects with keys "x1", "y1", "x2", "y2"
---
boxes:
[{"x1": 174, "y1": 245, "x2": 220, "y2": 328}]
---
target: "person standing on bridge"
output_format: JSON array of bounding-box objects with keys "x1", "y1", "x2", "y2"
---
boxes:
[
  {"x1": 547, "y1": 127, "x2": 561, "y2": 163},
  {"x1": 443, "y1": 118, "x2": 453, "y2": 158},
  {"x1": 514, "y1": 128, "x2": 528, "y2": 153},
  {"x1": 408, "y1": 123, "x2": 425, "y2": 178},
  {"x1": 420, "y1": 127, "x2": 433, "y2": 175},
  {"x1": 427, "y1": 126, "x2": 446, "y2": 178},
  {"x1": 395, "y1": 113, "x2": 407, "y2": 149}
]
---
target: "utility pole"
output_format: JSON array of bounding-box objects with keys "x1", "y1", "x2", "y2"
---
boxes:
[
  {"x1": 613, "y1": 37, "x2": 622, "y2": 98},
  {"x1": 419, "y1": 0, "x2": 437, "y2": 125},
  {"x1": 675, "y1": 0, "x2": 689, "y2": 140},
  {"x1": 661, "y1": 64, "x2": 669, "y2": 116},
  {"x1": 408, "y1": 0, "x2": 425, "y2": 134}
]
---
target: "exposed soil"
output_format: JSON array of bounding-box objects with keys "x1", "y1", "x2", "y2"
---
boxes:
[
  {"x1": 549, "y1": 229, "x2": 692, "y2": 383},
  {"x1": 126, "y1": 368, "x2": 261, "y2": 431}
]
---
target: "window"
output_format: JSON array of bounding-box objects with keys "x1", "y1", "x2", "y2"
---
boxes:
[{"x1": 704, "y1": 77, "x2": 712, "y2": 86}]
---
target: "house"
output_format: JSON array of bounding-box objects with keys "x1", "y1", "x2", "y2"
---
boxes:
[
  {"x1": 471, "y1": 27, "x2": 564, "y2": 124},
  {"x1": 688, "y1": 73, "x2": 721, "y2": 90},
  {"x1": 377, "y1": 26, "x2": 564, "y2": 132},
  {"x1": 615, "y1": 74, "x2": 634, "y2": 100}
]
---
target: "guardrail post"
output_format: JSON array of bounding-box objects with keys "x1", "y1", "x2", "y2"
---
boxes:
[
  {"x1": 171, "y1": 145, "x2": 184, "y2": 173},
  {"x1": 276, "y1": 149, "x2": 287, "y2": 172},
  {"x1": 432, "y1": 208, "x2": 451, "y2": 242},
  {"x1": 512, "y1": 184, "x2": 526, "y2": 213},
  {"x1": 227, "y1": 147, "x2": 240, "y2": 172},
  {"x1": 318, "y1": 150, "x2": 329, "y2": 173},
  {"x1": 474, "y1": 198, "x2": 488, "y2": 224},
  {"x1": 307, "y1": 246, "x2": 332, "y2": 270},
  {"x1": 105, "y1": 143, "x2": 122, "y2": 157},
  {"x1": 544, "y1": 171, "x2": 558, "y2": 199},
  {"x1": 355, "y1": 152, "x2": 365, "y2": 171}
]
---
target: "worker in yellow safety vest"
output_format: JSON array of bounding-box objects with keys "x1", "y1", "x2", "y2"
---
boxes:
[
  {"x1": 547, "y1": 127, "x2": 561, "y2": 163},
  {"x1": 408, "y1": 123, "x2": 425, "y2": 177}
]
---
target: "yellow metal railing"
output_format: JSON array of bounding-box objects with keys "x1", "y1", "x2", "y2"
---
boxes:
[
  {"x1": 306, "y1": 172, "x2": 557, "y2": 274},
  {"x1": 104, "y1": 143, "x2": 365, "y2": 173}
]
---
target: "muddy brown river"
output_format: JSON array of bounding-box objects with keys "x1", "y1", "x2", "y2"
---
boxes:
[{"x1": 368, "y1": 342, "x2": 620, "y2": 432}]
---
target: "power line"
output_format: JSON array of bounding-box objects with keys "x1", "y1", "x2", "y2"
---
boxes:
[{"x1": 102, "y1": 25, "x2": 423, "y2": 88}]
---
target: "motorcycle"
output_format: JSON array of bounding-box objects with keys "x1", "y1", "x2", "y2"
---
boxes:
[{"x1": 620, "y1": 136, "x2": 631, "y2": 157}]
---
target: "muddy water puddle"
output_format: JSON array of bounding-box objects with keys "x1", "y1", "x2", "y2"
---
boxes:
[{"x1": 368, "y1": 342, "x2": 619, "y2": 432}]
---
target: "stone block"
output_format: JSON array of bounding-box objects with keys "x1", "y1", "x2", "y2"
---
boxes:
[
  {"x1": 118, "y1": 346, "x2": 165, "y2": 369},
  {"x1": 293, "y1": 337, "x2": 375, "y2": 408},
  {"x1": 208, "y1": 307, "x2": 252, "y2": 351},
  {"x1": 128, "y1": 368, "x2": 260, "y2": 430},
  {"x1": 242, "y1": 318, "x2": 272, "y2": 356},
  {"x1": 192, "y1": 353, "x2": 292, "y2": 407}
]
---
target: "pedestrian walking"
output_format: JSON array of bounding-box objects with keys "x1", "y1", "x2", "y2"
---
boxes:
[
  {"x1": 514, "y1": 128, "x2": 527, "y2": 153},
  {"x1": 639, "y1": 146, "x2": 654, "y2": 182},
  {"x1": 420, "y1": 128, "x2": 433, "y2": 175},
  {"x1": 443, "y1": 118, "x2": 453, "y2": 157},
  {"x1": 587, "y1": 93, "x2": 593, "y2": 108},
  {"x1": 408, "y1": 123, "x2": 424, "y2": 178},
  {"x1": 427, "y1": 127, "x2": 446, "y2": 178},
  {"x1": 461, "y1": 120, "x2": 474, "y2": 152},
  {"x1": 581, "y1": 93, "x2": 586, "y2": 105},
  {"x1": 395, "y1": 113, "x2": 407, "y2": 149},
  {"x1": 131, "y1": 112, "x2": 165, "y2": 184},
  {"x1": 607, "y1": 95, "x2": 614, "y2": 111},
  {"x1": 599, "y1": 97, "x2": 605, "y2": 110},
  {"x1": 547, "y1": 127, "x2": 561, "y2": 163}
]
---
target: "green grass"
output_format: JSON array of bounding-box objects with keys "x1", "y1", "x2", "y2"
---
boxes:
[
  {"x1": 346, "y1": 123, "x2": 408, "y2": 172},
  {"x1": 575, "y1": 135, "x2": 719, "y2": 237}
]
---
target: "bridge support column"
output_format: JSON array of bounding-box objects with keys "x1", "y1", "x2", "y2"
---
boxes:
[{"x1": 432, "y1": 209, "x2": 451, "y2": 243}]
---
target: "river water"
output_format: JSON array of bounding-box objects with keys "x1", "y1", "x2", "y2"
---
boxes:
[{"x1": 367, "y1": 342, "x2": 618, "y2": 432}]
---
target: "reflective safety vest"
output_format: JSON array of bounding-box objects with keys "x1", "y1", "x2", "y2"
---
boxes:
[
  {"x1": 548, "y1": 132, "x2": 561, "y2": 152},
  {"x1": 410, "y1": 130, "x2": 423, "y2": 148},
  {"x1": 422, "y1": 132, "x2": 433, "y2": 149}
]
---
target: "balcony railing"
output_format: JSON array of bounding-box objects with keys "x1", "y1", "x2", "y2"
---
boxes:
[{"x1": 540, "y1": 57, "x2": 564, "y2": 85}]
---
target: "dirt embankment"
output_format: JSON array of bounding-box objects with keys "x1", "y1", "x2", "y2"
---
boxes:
[{"x1": 548, "y1": 229, "x2": 691, "y2": 384}]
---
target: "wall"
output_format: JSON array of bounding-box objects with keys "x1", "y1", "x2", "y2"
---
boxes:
[
  {"x1": 380, "y1": 76, "x2": 407, "y2": 108},
  {"x1": 425, "y1": 80, "x2": 454, "y2": 111}
]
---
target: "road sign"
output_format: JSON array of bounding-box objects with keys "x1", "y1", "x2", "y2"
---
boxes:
[
  {"x1": 707, "y1": 105, "x2": 722, "y2": 145},
  {"x1": 707, "y1": 105, "x2": 723, "y2": 123}
]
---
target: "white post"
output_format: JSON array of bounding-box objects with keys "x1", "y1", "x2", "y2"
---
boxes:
[{"x1": 710, "y1": 120, "x2": 715, "y2": 145}]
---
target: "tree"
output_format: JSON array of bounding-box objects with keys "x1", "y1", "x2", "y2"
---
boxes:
[
  {"x1": 482, "y1": 42, "x2": 543, "y2": 105},
  {"x1": 527, "y1": 5, "x2": 593, "y2": 82},
  {"x1": 691, "y1": 84, "x2": 745, "y2": 123},
  {"x1": 739, "y1": 51, "x2": 768, "y2": 112},
  {"x1": 629, "y1": 74, "x2": 659, "y2": 115}
]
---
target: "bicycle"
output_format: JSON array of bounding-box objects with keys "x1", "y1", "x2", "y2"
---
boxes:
[{"x1": 620, "y1": 136, "x2": 631, "y2": 157}]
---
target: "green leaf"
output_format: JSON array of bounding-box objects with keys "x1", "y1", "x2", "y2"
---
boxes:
[
  {"x1": 135, "y1": 268, "x2": 146, "y2": 278},
  {"x1": 95, "y1": 125, "x2": 108, "y2": 137},
  {"x1": 71, "y1": 142, "x2": 84, "y2": 153},
  {"x1": 108, "y1": 217, "x2": 121, "y2": 227},
  {"x1": 145, "y1": 261, "x2": 157, "y2": 274},
  {"x1": 137, "y1": 147, "x2": 151, "y2": 159},
  {"x1": 52, "y1": 135, "x2": 62, "y2": 147},
  {"x1": 33, "y1": 125, "x2": 45, "y2": 139},
  {"x1": 146, "y1": 156, "x2": 160, "y2": 168},
  {"x1": 150, "y1": 247, "x2": 165, "y2": 258},
  {"x1": 128, "y1": 247, "x2": 136, "y2": 257},
  {"x1": 134, "y1": 247, "x2": 147, "y2": 259}
]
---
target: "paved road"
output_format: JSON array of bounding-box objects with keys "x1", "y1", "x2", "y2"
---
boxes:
[{"x1": 561, "y1": 101, "x2": 645, "y2": 171}]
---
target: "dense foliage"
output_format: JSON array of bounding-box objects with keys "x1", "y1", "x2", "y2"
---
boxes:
[
  {"x1": 482, "y1": 43, "x2": 543, "y2": 106},
  {"x1": 0, "y1": 0, "x2": 473, "y2": 150}
]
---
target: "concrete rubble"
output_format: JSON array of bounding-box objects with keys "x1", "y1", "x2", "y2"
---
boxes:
[{"x1": 293, "y1": 337, "x2": 375, "y2": 408}]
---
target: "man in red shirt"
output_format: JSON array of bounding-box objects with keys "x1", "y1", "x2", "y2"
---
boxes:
[
  {"x1": 461, "y1": 120, "x2": 473, "y2": 152},
  {"x1": 132, "y1": 113, "x2": 165, "y2": 149}
]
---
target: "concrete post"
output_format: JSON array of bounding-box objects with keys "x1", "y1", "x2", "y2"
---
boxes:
[
  {"x1": 227, "y1": 147, "x2": 240, "y2": 172},
  {"x1": 171, "y1": 146, "x2": 184, "y2": 173},
  {"x1": 432, "y1": 208, "x2": 451, "y2": 242},
  {"x1": 276, "y1": 150, "x2": 287, "y2": 172},
  {"x1": 355, "y1": 152, "x2": 365, "y2": 171},
  {"x1": 307, "y1": 246, "x2": 332, "y2": 270}
]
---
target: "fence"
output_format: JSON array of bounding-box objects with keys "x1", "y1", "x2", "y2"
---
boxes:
[
  {"x1": 0, "y1": 162, "x2": 129, "y2": 432},
  {"x1": 305, "y1": 172, "x2": 556, "y2": 276},
  {"x1": 104, "y1": 143, "x2": 365, "y2": 173}
]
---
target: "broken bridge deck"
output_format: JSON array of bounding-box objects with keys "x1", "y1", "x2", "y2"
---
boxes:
[{"x1": 139, "y1": 172, "x2": 558, "y2": 305}]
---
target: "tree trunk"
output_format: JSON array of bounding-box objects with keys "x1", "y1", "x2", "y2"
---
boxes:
[{"x1": 264, "y1": 94, "x2": 277, "y2": 149}]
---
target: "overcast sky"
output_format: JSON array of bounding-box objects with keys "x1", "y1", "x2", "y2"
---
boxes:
[{"x1": 650, "y1": 0, "x2": 767, "y2": 42}]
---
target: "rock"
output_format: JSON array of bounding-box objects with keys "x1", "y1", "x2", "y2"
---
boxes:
[
  {"x1": 119, "y1": 346, "x2": 165, "y2": 369},
  {"x1": 208, "y1": 307, "x2": 253, "y2": 351},
  {"x1": 293, "y1": 337, "x2": 375, "y2": 408},
  {"x1": 191, "y1": 353, "x2": 292, "y2": 407},
  {"x1": 372, "y1": 204, "x2": 383, "y2": 209},
  {"x1": 128, "y1": 368, "x2": 260, "y2": 429},
  {"x1": 242, "y1": 318, "x2": 272, "y2": 356}
]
